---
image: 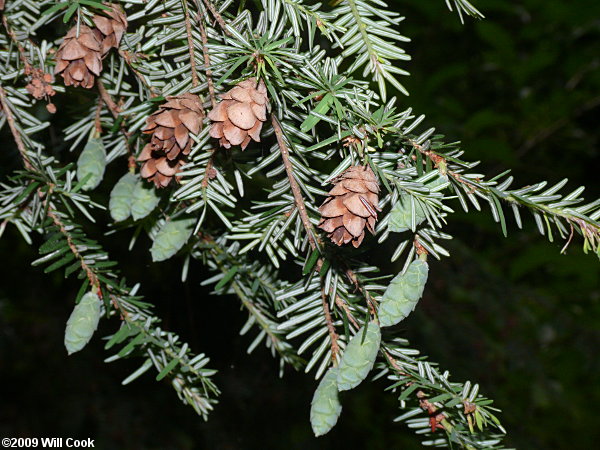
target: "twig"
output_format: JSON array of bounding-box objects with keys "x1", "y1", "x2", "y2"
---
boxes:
[
  {"x1": 195, "y1": 1, "x2": 218, "y2": 187},
  {"x1": 382, "y1": 349, "x2": 408, "y2": 376},
  {"x1": 344, "y1": 266, "x2": 378, "y2": 315},
  {"x1": 96, "y1": 80, "x2": 120, "y2": 117},
  {"x1": 0, "y1": 86, "x2": 33, "y2": 170},
  {"x1": 2, "y1": 85, "x2": 101, "y2": 293},
  {"x1": 335, "y1": 295, "x2": 360, "y2": 329},
  {"x1": 409, "y1": 138, "x2": 600, "y2": 243},
  {"x1": 2, "y1": 15, "x2": 30, "y2": 71},
  {"x1": 200, "y1": 0, "x2": 231, "y2": 36},
  {"x1": 196, "y1": 6, "x2": 217, "y2": 108},
  {"x1": 272, "y1": 115, "x2": 319, "y2": 251},
  {"x1": 182, "y1": 0, "x2": 200, "y2": 88},
  {"x1": 96, "y1": 80, "x2": 134, "y2": 164},
  {"x1": 118, "y1": 49, "x2": 160, "y2": 96},
  {"x1": 321, "y1": 287, "x2": 340, "y2": 364},
  {"x1": 416, "y1": 390, "x2": 446, "y2": 433},
  {"x1": 560, "y1": 222, "x2": 575, "y2": 254},
  {"x1": 274, "y1": 115, "x2": 346, "y2": 358},
  {"x1": 46, "y1": 204, "x2": 102, "y2": 296},
  {"x1": 201, "y1": 155, "x2": 215, "y2": 188},
  {"x1": 94, "y1": 96, "x2": 103, "y2": 134}
]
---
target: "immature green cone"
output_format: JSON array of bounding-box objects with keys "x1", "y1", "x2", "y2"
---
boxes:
[
  {"x1": 318, "y1": 165, "x2": 380, "y2": 248},
  {"x1": 208, "y1": 78, "x2": 268, "y2": 150},
  {"x1": 54, "y1": 26, "x2": 103, "y2": 88},
  {"x1": 92, "y1": 3, "x2": 128, "y2": 55},
  {"x1": 138, "y1": 93, "x2": 203, "y2": 188},
  {"x1": 64, "y1": 292, "x2": 102, "y2": 355}
]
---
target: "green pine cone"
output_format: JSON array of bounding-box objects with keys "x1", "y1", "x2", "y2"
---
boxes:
[
  {"x1": 310, "y1": 367, "x2": 342, "y2": 437},
  {"x1": 64, "y1": 292, "x2": 102, "y2": 355},
  {"x1": 379, "y1": 259, "x2": 429, "y2": 327},
  {"x1": 336, "y1": 322, "x2": 381, "y2": 391}
]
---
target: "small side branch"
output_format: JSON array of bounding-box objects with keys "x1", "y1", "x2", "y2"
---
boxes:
[
  {"x1": 118, "y1": 50, "x2": 160, "y2": 96},
  {"x1": 321, "y1": 287, "x2": 340, "y2": 364},
  {"x1": 94, "y1": 96, "x2": 103, "y2": 134},
  {"x1": 335, "y1": 295, "x2": 360, "y2": 329},
  {"x1": 2, "y1": 85, "x2": 100, "y2": 292},
  {"x1": 182, "y1": 0, "x2": 200, "y2": 88},
  {"x1": 196, "y1": 8, "x2": 216, "y2": 107},
  {"x1": 410, "y1": 138, "x2": 600, "y2": 247},
  {"x1": 2, "y1": 15, "x2": 30, "y2": 70},
  {"x1": 46, "y1": 206, "x2": 101, "y2": 295},
  {"x1": 200, "y1": 0, "x2": 231, "y2": 35},
  {"x1": 0, "y1": 86, "x2": 33, "y2": 170},
  {"x1": 96, "y1": 80, "x2": 134, "y2": 162},
  {"x1": 96, "y1": 80, "x2": 120, "y2": 118},
  {"x1": 344, "y1": 266, "x2": 378, "y2": 316},
  {"x1": 272, "y1": 115, "x2": 319, "y2": 251}
]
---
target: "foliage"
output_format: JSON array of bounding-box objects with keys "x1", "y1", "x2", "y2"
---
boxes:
[{"x1": 1, "y1": 0, "x2": 599, "y2": 447}]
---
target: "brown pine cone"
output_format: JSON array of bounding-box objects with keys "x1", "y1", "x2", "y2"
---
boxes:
[
  {"x1": 54, "y1": 26, "x2": 103, "y2": 89},
  {"x1": 318, "y1": 165, "x2": 380, "y2": 248},
  {"x1": 92, "y1": 3, "x2": 128, "y2": 55},
  {"x1": 138, "y1": 93, "x2": 203, "y2": 188},
  {"x1": 208, "y1": 78, "x2": 268, "y2": 150}
]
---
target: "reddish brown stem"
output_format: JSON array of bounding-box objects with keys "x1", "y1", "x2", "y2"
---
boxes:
[
  {"x1": 200, "y1": 0, "x2": 231, "y2": 35},
  {"x1": 46, "y1": 204, "x2": 101, "y2": 295},
  {"x1": 94, "y1": 96, "x2": 103, "y2": 134},
  {"x1": 96, "y1": 80, "x2": 133, "y2": 161},
  {"x1": 183, "y1": 0, "x2": 200, "y2": 88},
  {"x1": 196, "y1": 9, "x2": 216, "y2": 108},
  {"x1": 96, "y1": 80, "x2": 120, "y2": 118},
  {"x1": 321, "y1": 288, "x2": 340, "y2": 364},
  {"x1": 0, "y1": 86, "x2": 33, "y2": 170},
  {"x1": 2, "y1": 15, "x2": 30, "y2": 71},
  {"x1": 271, "y1": 115, "x2": 319, "y2": 252}
]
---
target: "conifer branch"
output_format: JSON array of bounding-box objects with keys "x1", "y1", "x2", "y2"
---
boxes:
[
  {"x1": 411, "y1": 139, "x2": 600, "y2": 251},
  {"x1": 2, "y1": 0, "x2": 597, "y2": 444}
]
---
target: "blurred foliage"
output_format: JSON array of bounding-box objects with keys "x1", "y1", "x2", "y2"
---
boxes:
[{"x1": 1, "y1": 0, "x2": 599, "y2": 448}]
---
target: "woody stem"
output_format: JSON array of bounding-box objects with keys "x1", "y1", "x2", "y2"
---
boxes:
[{"x1": 271, "y1": 115, "x2": 319, "y2": 252}]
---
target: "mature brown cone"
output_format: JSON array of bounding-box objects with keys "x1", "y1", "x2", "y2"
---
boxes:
[
  {"x1": 138, "y1": 93, "x2": 203, "y2": 188},
  {"x1": 318, "y1": 165, "x2": 380, "y2": 248},
  {"x1": 208, "y1": 78, "x2": 268, "y2": 150},
  {"x1": 92, "y1": 3, "x2": 127, "y2": 55},
  {"x1": 54, "y1": 26, "x2": 103, "y2": 89}
]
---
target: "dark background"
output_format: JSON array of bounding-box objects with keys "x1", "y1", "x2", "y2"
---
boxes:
[{"x1": 1, "y1": 0, "x2": 599, "y2": 448}]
